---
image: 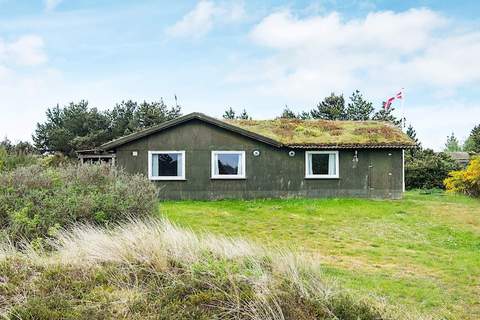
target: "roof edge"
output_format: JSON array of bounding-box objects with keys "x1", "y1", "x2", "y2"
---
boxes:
[
  {"x1": 98, "y1": 112, "x2": 414, "y2": 151},
  {"x1": 288, "y1": 144, "x2": 415, "y2": 149},
  {"x1": 100, "y1": 112, "x2": 283, "y2": 150}
]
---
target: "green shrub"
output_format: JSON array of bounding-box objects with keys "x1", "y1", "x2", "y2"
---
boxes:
[
  {"x1": 0, "y1": 147, "x2": 39, "y2": 172},
  {"x1": 0, "y1": 164, "x2": 157, "y2": 244},
  {"x1": 39, "y1": 152, "x2": 72, "y2": 167},
  {"x1": 444, "y1": 156, "x2": 480, "y2": 197},
  {"x1": 405, "y1": 149, "x2": 460, "y2": 190}
]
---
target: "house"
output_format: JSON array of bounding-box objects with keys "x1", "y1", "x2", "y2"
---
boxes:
[
  {"x1": 445, "y1": 151, "x2": 471, "y2": 168},
  {"x1": 78, "y1": 112, "x2": 415, "y2": 200}
]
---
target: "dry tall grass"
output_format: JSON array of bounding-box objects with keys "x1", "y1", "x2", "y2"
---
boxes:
[{"x1": 0, "y1": 219, "x2": 432, "y2": 320}]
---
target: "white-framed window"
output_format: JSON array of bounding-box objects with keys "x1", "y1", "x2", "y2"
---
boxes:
[
  {"x1": 148, "y1": 151, "x2": 186, "y2": 180},
  {"x1": 211, "y1": 151, "x2": 246, "y2": 179},
  {"x1": 305, "y1": 151, "x2": 339, "y2": 179}
]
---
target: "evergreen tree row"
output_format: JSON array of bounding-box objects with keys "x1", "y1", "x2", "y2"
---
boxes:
[{"x1": 33, "y1": 99, "x2": 182, "y2": 156}]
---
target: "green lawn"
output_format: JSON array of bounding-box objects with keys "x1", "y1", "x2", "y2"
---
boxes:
[{"x1": 158, "y1": 191, "x2": 480, "y2": 319}]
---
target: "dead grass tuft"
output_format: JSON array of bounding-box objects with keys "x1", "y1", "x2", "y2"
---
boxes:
[{"x1": 0, "y1": 219, "x2": 432, "y2": 319}]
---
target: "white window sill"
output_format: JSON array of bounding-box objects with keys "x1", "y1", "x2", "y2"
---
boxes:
[
  {"x1": 305, "y1": 175, "x2": 339, "y2": 179},
  {"x1": 149, "y1": 177, "x2": 186, "y2": 181},
  {"x1": 211, "y1": 176, "x2": 246, "y2": 180}
]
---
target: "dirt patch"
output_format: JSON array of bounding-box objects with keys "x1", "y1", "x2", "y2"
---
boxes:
[
  {"x1": 272, "y1": 121, "x2": 295, "y2": 138},
  {"x1": 353, "y1": 126, "x2": 401, "y2": 139}
]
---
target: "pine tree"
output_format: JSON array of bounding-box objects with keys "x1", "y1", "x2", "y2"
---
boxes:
[
  {"x1": 372, "y1": 103, "x2": 401, "y2": 127},
  {"x1": 405, "y1": 124, "x2": 421, "y2": 157},
  {"x1": 237, "y1": 109, "x2": 251, "y2": 120},
  {"x1": 33, "y1": 100, "x2": 182, "y2": 156},
  {"x1": 133, "y1": 99, "x2": 181, "y2": 129},
  {"x1": 346, "y1": 90, "x2": 374, "y2": 120},
  {"x1": 310, "y1": 93, "x2": 346, "y2": 120},
  {"x1": 33, "y1": 101, "x2": 111, "y2": 155},
  {"x1": 464, "y1": 125, "x2": 480, "y2": 153},
  {"x1": 444, "y1": 133, "x2": 462, "y2": 152},
  {"x1": 223, "y1": 107, "x2": 236, "y2": 120},
  {"x1": 279, "y1": 106, "x2": 298, "y2": 119},
  {"x1": 464, "y1": 124, "x2": 480, "y2": 153},
  {"x1": 0, "y1": 137, "x2": 13, "y2": 153},
  {"x1": 406, "y1": 125, "x2": 421, "y2": 148},
  {"x1": 298, "y1": 111, "x2": 312, "y2": 120},
  {"x1": 463, "y1": 136, "x2": 474, "y2": 152}
]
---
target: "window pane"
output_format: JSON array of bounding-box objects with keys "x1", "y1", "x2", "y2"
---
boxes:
[
  {"x1": 328, "y1": 153, "x2": 336, "y2": 175},
  {"x1": 152, "y1": 153, "x2": 159, "y2": 177},
  {"x1": 310, "y1": 154, "x2": 330, "y2": 175},
  {"x1": 153, "y1": 153, "x2": 180, "y2": 177},
  {"x1": 217, "y1": 154, "x2": 240, "y2": 175}
]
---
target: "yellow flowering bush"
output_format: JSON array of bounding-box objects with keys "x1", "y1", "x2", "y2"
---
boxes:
[{"x1": 444, "y1": 156, "x2": 480, "y2": 197}]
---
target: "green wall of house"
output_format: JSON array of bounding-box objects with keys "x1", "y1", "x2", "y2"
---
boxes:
[{"x1": 113, "y1": 119, "x2": 404, "y2": 200}]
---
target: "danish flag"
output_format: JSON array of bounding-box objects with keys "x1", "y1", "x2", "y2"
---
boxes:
[
  {"x1": 385, "y1": 97, "x2": 396, "y2": 110},
  {"x1": 384, "y1": 88, "x2": 404, "y2": 110}
]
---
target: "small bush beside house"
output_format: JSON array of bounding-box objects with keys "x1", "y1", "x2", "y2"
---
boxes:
[
  {"x1": 405, "y1": 149, "x2": 460, "y2": 190},
  {"x1": 0, "y1": 164, "x2": 157, "y2": 244},
  {"x1": 444, "y1": 156, "x2": 480, "y2": 197}
]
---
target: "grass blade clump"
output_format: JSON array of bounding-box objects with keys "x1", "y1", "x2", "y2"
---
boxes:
[{"x1": 0, "y1": 218, "x2": 430, "y2": 320}]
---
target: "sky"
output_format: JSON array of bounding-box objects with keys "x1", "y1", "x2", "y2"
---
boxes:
[{"x1": 1, "y1": 0, "x2": 479, "y2": 150}]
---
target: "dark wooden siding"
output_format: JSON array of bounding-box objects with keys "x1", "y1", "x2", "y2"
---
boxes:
[{"x1": 114, "y1": 119, "x2": 404, "y2": 200}]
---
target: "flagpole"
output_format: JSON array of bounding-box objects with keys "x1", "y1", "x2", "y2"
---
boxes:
[{"x1": 401, "y1": 88, "x2": 405, "y2": 129}]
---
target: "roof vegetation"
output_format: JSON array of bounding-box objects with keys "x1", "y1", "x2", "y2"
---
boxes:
[
  {"x1": 97, "y1": 113, "x2": 415, "y2": 151},
  {"x1": 226, "y1": 118, "x2": 415, "y2": 147}
]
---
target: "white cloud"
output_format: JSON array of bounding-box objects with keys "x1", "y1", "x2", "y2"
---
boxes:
[
  {"x1": 0, "y1": 34, "x2": 50, "y2": 141},
  {"x1": 237, "y1": 8, "x2": 480, "y2": 100},
  {"x1": 0, "y1": 35, "x2": 47, "y2": 67},
  {"x1": 407, "y1": 32, "x2": 480, "y2": 87},
  {"x1": 167, "y1": 1, "x2": 216, "y2": 38},
  {"x1": 222, "y1": 8, "x2": 480, "y2": 150},
  {"x1": 45, "y1": 0, "x2": 63, "y2": 11},
  {"x1": 251, "y1": 9, "x2": 445, "y2": 53},
  {"x1": 406, "y1": 103, "x2": 480, "y2": 151},
  {"x1": 166, "y1": 0, "x2": 245, "y2": 38},
  {"x1": 0, "y1": 35, "x2": 47, "y2": 66}
]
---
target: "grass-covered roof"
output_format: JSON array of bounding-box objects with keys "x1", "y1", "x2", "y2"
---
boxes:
[
  {"x1": 98, "y1": 113, "x2": 414, "y2": 151},
  {"x1": 226, "y1": 118, "x2": 415, "y2": 148}
]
